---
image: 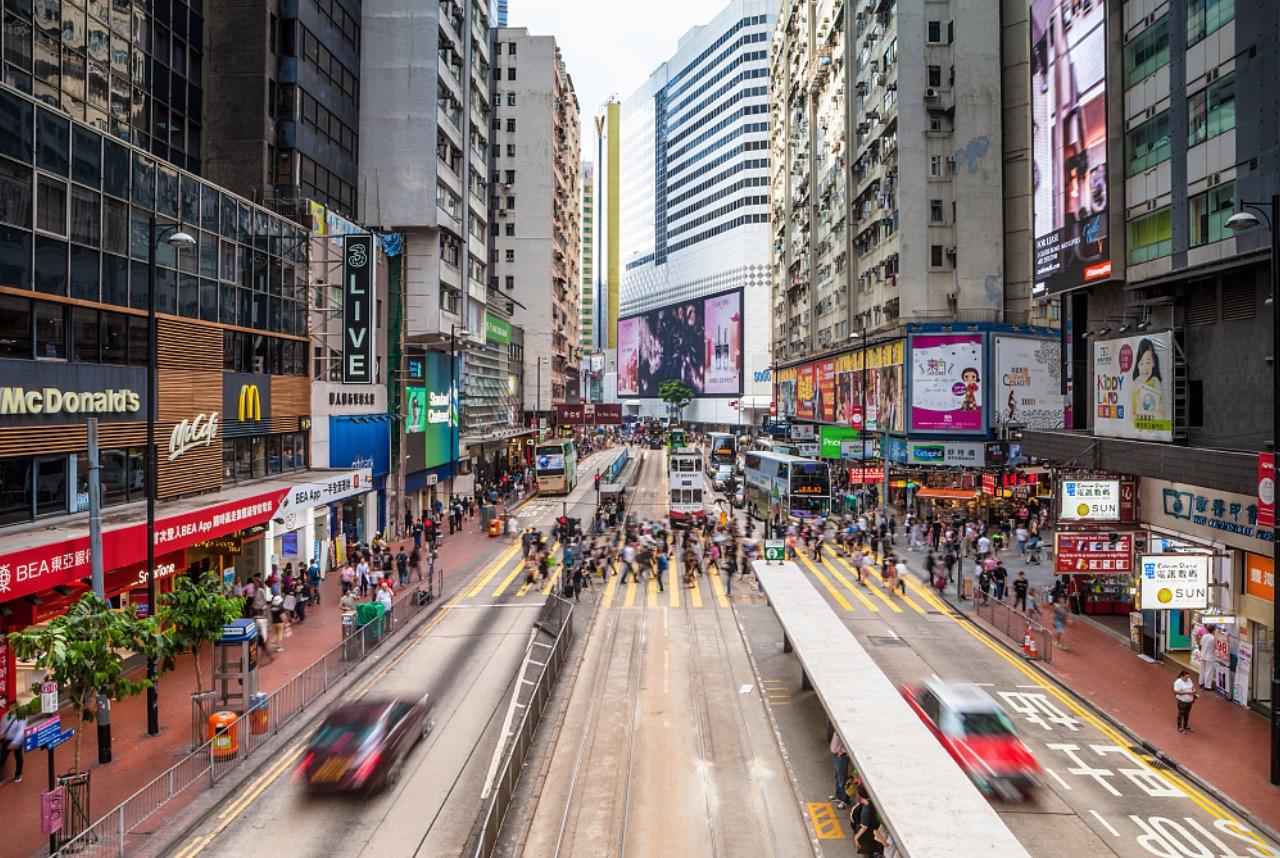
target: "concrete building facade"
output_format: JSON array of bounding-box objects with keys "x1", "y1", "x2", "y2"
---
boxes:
[{"x1": 490, "y1": 27, "x2": 581, "y2": 415}]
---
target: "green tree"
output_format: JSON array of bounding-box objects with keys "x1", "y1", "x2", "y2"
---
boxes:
[
  {"x1": 159, "y1": 570, "x2": 245, "y2": 696},
  {"x1": 657, "y1": 379, "x2": 695, "y2": 422},
  {"x1": 8, "y1": 593, "x2": 165, "y2": 772}
]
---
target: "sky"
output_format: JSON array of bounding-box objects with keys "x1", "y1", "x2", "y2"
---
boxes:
[{"x1": 506, "y1": 0, "x2": 732, "y2": 154}]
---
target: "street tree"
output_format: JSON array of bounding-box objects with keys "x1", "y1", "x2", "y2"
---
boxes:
[
  {"x1": 658, "y1": 378, "x2": 695, "y2": 422},
  {"x1": 159, "y1": 570, "x2": 245, "y2": 695}
]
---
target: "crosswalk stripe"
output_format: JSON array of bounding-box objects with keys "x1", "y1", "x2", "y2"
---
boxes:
[
  {"x1": 795, "y1": 552, "x2": 855, "y2": 612},
  {"x1": 825, "y1": 553, "x2": 901, "y2": 613},
  {"x1": 707, "y1": 565, "x2": 730, "y2": 608},
  {"x1": 624, "y1": 579, "x2": 638, "y2": 607},
  {"x1": 669, "y1": 576, "x2": 680, "y2": 607},
  {"x1": 689, "y1": 576, "x2": 703, "y2": 609},
  {"x1": 816, "y1": 553, "x2": 885, "y2": 612},
  {"x1": 490, "y1": 555, "x2": 526, "y2": 597},
  {"x1": 647, "y1": 577, "x2": 659, "y2": 608},
  {"x1": 602, "y1": 565, "x2": 621, "y2": 608}
]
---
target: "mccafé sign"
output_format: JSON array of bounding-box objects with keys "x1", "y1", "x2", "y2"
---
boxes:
[{"x1": 169, "y1": 412, "x2": 219, "y2": 460}]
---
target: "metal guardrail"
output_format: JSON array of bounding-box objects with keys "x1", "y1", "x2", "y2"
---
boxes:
[
  {"x1": 467, "y1": 595, "x2": 576, "y2": 858},
  {"x1": 55, "y1": 578, "x2": 442, "y2": 857},
  {"x1": 972, "y1": 591, "x2": 1054, "y2": 664}
]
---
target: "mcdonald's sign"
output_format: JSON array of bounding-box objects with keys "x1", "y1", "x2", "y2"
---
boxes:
[{"x1": 222, "y1": 373, "x2": 272, "y2": 434}]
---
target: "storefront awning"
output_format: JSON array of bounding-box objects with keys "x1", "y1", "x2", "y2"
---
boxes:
[
  {"x1": 623, "y1": 400, "x2": 643, "y2": 408},
  {"x1": 916, "y1": 488, "x2": 979, "y2": 500}
]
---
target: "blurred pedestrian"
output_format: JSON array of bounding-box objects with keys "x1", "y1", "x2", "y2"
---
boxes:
[{"x1": 0, "y1": 708, "x2": 26, "y2": 783}]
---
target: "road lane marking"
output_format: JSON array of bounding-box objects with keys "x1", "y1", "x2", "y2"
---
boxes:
[
  {"x1": 624, "y1": 579, "x2": 638, "y2": 607},
  {"x1": 463, "y1": 541, "x2": 522, "y2": 598},
  {"x1": 647, "y1": 577, "x2": 658, "y2": 608},
  {"x1": 807, "y1": 801, "x2": 846, "y2": 839},
  {"x1": 823, "y1": 554, "x2": 890, "y2": 612},
  {"x1": 689, "y1": 577, "x2": 704, "y2": 608},
  {"x1": 668, "y1": 577, "x2": 680, "y2": 607},
  {"x1": 1045, "y1": 768, "x2": 1072, "y2": 790},
  {"x1": 490, "y1": 554, "x2": 528, "y2": 597},
  {"x1": 1090, "y1": 810, "x2": 1120, "y2": 837},
  {"x1": 795, "y1": 552, "x2": 855, "y2": 612},
  {"x1": 708, "y1": 565, "x2": 730, "y2": 608},
  {"x1": 602, "y1": 566, "x2": 621, "y2": 608}
]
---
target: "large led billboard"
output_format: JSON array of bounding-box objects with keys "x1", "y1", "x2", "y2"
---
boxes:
[
  {"x1": 617, "y1": 290, "x2": 742, "y2": 396},
  {"x1": 1031, "y1": 0, "x2": 1110, "y2": 296}
]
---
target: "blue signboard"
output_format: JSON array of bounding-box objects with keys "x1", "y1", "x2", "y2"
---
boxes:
[
  {"x1": 281, "y1": 532, "x2": 299, "y2": 557},
  {"x1": 328, "y1": 415, "x2": 391, "y2": 477},
  {"x1": 24, "y1": 716, "x2": 61, "y2": 753}
]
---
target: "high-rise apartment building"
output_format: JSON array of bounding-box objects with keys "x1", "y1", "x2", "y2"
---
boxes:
[
  {"x1": 617, "y1": 0, "x2": 775, "y2": 426},
  {"x1": 359, "y1": 0, "x2": 508, "y2": 444},
  {"x1": 580, "y1": 161, "x2": 596, "y2": 353},
  {"x1": 0, "y1": 0, "x2": 204, "y2": 173},
  {"x1": 770, "y1": 0, "x2": 1006, "y2": 367},
  {"x1": 202, "y1": 0, "x2": 362, "y2": 219},
  {"x1": 490, "y1": 27, "x2": 581, "y2": 414}
]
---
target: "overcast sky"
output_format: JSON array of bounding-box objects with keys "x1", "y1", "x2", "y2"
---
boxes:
[{"x1": 507, "y1": 0, "x2": 732, "y2": 155}]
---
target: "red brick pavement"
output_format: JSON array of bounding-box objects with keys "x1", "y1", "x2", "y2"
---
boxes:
[
  {"x1": 982, "y1": 603, "x2": 1280, "y2": 835},
  {"x1": 0, "y1": 496, "x2": 526, "y2": 858}
]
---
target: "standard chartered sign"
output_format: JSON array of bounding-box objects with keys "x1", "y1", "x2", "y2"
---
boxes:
[{"x1": 1, "y1": 387, "x2": 141, "y2": 417}]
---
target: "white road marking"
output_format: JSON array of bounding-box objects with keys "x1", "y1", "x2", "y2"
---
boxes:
[
  {"x1": 1089, "y1": 810, "x2": 1120, "y2": 837},
  {"x1": 1045, "y1": 768, "x2": 1072, "y2": 791},
  {"x1": 740, "y1": 684, "x2": 754, "y2": 694}
]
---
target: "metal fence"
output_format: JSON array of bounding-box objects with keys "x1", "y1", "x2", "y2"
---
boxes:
[
  {"x1": 467, "y1": 595, "x2": 576, "y2": 858},
  {"x1": 973, "y1": 591, "x2": 1054, "y2": 663},
  {"x1": 55, "y1": 577, "x2": 442, "y2": 857}
]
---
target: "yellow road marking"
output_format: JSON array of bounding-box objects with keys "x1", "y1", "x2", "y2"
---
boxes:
[
  {"x1": 841, "y1": 553, "x2": 925, "y2": 614},
  {"x1": 795, "y1": 552, "x2": 855, "y2": 612},
  {"x1": 462, "y1": 541, "x2": 522, "y2": 597},
  {"x1": 514, "y1": 540, "x2": 560, "y2": 596},
  {"x1": 541, "y1": 564, "x2": 562, "y2": 595},
  {"x1": 602, "y1": 566, "x2": 621, "y2": 608},
  {"x1": 491, "y1": 555, "x2": 527, "y2": 597},
  {"x1": 818, "y1": 554, "x2": 886, "y2": 612},
  {"x1": 808, "y1": 801, "x2": 846, "y2": 839},
  {"x1": 647, "y1": 577, "x2": 658, "y2": 608},
  {"x1": 707, "y1": 565, "x2": 730, "y2": 608},
  {"x1": 624, "y1": 579, "x2": 638, "y2": 607},
  {"x1": 689, "y1": 577, "x2": 704, "y2": 608},
  {"x1": 668, "y1": 576, "x2": 680, "y2": 607}
]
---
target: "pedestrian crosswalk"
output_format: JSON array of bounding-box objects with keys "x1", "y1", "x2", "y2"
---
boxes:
[{"x1": 790, "y1": 547, "x2": 951, "y2": 615}]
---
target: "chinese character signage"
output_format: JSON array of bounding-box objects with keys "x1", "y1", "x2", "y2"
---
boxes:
[
  {"x1": 1139, "y1": 555, "x2": 1210, "y2": 610},
  {"x1": 992, "y1": 335, "x2": 1064, "y2": 429},
  {"x1": 1258, "y1": 453, "x2": 1274, "y2": 529},
  {"x1": 1245, "y1": 552, "x2": 1274, "y2": 603},
  {"x1": 1055, "y1": 532, "x2": 1133, "y2": 574},
  {"x1": 1059, "y1": 479, "x2": 1120, "y2": 521},
  {"x1": 1093, "y1": 333, "x2": 1174, "y2": 442},
  {"x1": 906, "y1": 441, "x2": 985, "y2": 467},
  {"x1": 909, "y1": 334, "x2": 985, "y2": 433},
  {"x1": 1141, "y1": 478, "x2": 1273, "y2": 553}
]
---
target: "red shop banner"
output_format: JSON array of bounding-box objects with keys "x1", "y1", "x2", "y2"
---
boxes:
[
  {"x1": 848, "y1": 467, "x2": 886, "y2": 485},
  {"x1": 0, "y1": 489, "x2": 287, "y2": 603},
  {"x1": 1055, "y1": 531, "x2": 1134, "y2": 574},
  {"x1": 1259, "y1": 453, "x2": 1274, "y2": 529}
]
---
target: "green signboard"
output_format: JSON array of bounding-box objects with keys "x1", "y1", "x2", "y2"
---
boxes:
[
  {"x1": 764, "y1": 540, "x2": 786, "y2": 562},
  {"x1": 485, "y1": 313, "x2": 511, "y2": 345},
  {"x1": 818, "y1": 425, "x2": 859, "y2": 458}
]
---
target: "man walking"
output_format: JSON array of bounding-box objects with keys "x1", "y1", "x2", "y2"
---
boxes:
[
  {"x1": 655, "y1": 552, "x2": 667, "y2": 592},
  {"x1": 1174, "y1": 669, "x2": 1198, "y2": 733},
  {"x1": 620, "y1": 542, "x2": 636, "y2": 584},
  {"x1": 1013, "y1": 570, "x2": 1029, "y2": 612},
  {"x1": 992, "y1": 561, "x2": 1008, "y2": 602}
]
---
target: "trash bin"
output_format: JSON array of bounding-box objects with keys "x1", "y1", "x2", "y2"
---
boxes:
[
  {"x1": 249, "y1": 691, "x2": 270, "y2": 735},
  {"x1": 357, "y1": 601, "x2": 386, "y2": 647},
  {"x1": 480, "y1": 504, "x2": 497, "y2": 528},
  {"x1": 488, "y1": 517, "x2": 503, "y2": 537},
  {"x1": 209, "y1": 711, "x2": 238, "y2": 758}
]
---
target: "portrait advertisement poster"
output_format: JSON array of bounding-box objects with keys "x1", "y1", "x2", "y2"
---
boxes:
[
  {"x1": 796, "y1": 363, "x2": 816, "y2": 419},
  {"x1": 615, "y1": 290, "x2": 743, "y2": 397},
  {"x1": 1030, "y1": 0, "x2": 1111, "y2": 296},
  {"x1": 909, "y1": 334, "x2": 985, "y2": 433},
  {"x1": 993, "y1": 335, "x2": 1065, "y2": 429},
  {"x1": 775, "y1": 378, "x2": 797, "y2": 419},
  {"x1": 817, "y1": 359, "x2": 836, "y2": 422},
  {"x1": 1093, "y1": 332, "x2": 1174, "y2": 441},
  {"x1": 405, "y1": 387, "x2": 426, "y2": 433}
]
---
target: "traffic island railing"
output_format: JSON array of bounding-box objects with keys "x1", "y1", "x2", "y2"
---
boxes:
[
  {"x1": 971, "y1": 592, "x2": 1054, "y2": 663},
  {"x1": 54, "y1": 576, "x2": 442, "y2": 857}
]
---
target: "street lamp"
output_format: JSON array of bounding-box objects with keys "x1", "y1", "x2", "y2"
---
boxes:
[
  {"x1": 449, "y1": 325, "x2": 471, "y2": 487},
  {"x1": 1224, "y1": 193, "x2": 1280, "y2": 785},
  {"x1": 144, "y1": 219, "x2": 195, "y2": 736}
]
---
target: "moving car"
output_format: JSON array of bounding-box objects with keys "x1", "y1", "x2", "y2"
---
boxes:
[
  {"x1": 731, "y1": 486, "x2": 745, "y2": 508},
  {"x1": 296, "y1": 694, "x2": 433, "y2": 793},
  {"x1": 900, "y1": 679, "x2": 1041, "y2": 800},
  {"x1": 712, "y1": 464, "x2": 734, "y2": 491}
]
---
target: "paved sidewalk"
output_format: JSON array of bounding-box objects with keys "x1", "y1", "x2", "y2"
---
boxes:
[
  {"x1": 898, "y1": 536, "x2": 1280, "y2": 837},
  {"x1": 0, "y1": 497, "x2": 522, "y2": 858}
]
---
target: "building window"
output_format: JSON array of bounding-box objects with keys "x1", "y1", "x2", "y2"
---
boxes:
[
  {"x1": 506, "y1": 118, "x2": 515, "y2": 132},
  {"x1": 506, "y1": 92, "x2": 516, "y2": 106},
  {"x1": 504, "y1": 248, "x2": 514, "y2": 262},
  {"x1": 927, "y1": 65, "x2": 941, "y2": 87},
  {"x1": 1188, "y1": 180, "x2": 1235, "y2": 247},
  {"x1": 508, "y1": 42, "x2": 516, "y2": 55},
  {"x1": 34, "y1": 300, "x2": 65, "y2": 359},
  {"x1": 1126, "y1": 206, "x2": 1172, "y2": 265},
  {"x1": 506, "y1": 66, "x2": 516, "y2": 81},
  {"x1": 1187, "y1": 0, "x2": 1233, "y2": 46},
  {"x1": 930, "y1": 199, "x2": 943, "y2": 222},
  {"x1": 505, "y1": 222, "x2": 514, "y2": 236},
  {"x1": 1125, "y1": 110, "x2": 1170, "y2": 176},
  {"x1": 927, "y1": 20, "x2": 942, "y2": 43},
  {"x1": 504, "y1": 275, "x2": 514, "y2": 289},
  {"x1": 1124, "y1": 15, "x2": 1169, "y2": 86},
  {"x1": 1187, "y1": 72, "x2": 1234, "y2": 146},
  {"x1": 506, "y1": 144, "x2": 515, "y2": 157},
  {"x1": 929, "y1": 244, "x2": 944, "y2": 267},
  {"x1": 928, "y1": 156, "x2": 942, "y2": 177},
  {"x1": 506, "y1": 195, "x2": 515, "y2": 208}
]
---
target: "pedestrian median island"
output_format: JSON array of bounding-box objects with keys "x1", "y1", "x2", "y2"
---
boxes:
[{"x1": 752, "y1": 559, "x2": 1031, "y2": 858}]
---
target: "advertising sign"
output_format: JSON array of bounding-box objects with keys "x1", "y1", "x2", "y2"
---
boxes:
[
  {"x1": 1142, "y1": 478, "x2": 1272, "y2": 554},
  {"x1": 1055, "y1": 532, "x2": 1133, "y2": 573},
  {"x1": 764, "y1": 540, "x2": 785, "y2": 562},
  {"x1": 1093, "y1": 332, "x2": 1174, "y2": 441},
  {"x1": 909, "y1": 334, "x2": 984, "y2": 433},
  {"x1": 1259, "y1": 453, "x2": 1274, "y2": 529},
  {"x1": 221, "y1": 373, "x2": 272, "y2": 435},
  {"x1": 341, "y1": 235, "x2": 374, "y2": 384},
  {"x1": 405, "y1": 387, "x2": 426, "y2": 433},
  {"x1": 1139, "y1": 555, "x2": 1210, "y2": 610},
  {"x1": 796, "y1": 363, "x2": 815, "y2": 419},
  {"x1": 41, "y1": 786, "x2": 65, "y2": 836},
  {"x1": 817, "y1": 359, "x2": 836, "y2": 422},
  {"x1": 789, "y1": 424, "x2": 816, "y2": 441},
  {"x1": 1245, "y1": 552, "x2": 1274, "y2": 602},
  {"x1": 992, "y1": 335, "x2": 1064, "y2": 429},
  {"x1": 616, "y1": 289, "x2": 742, "y2": 396},
  {"x1": 1030, "y1": 0, "x2": 1110, "y2": 296},
  {"x1": 423, "y1": 351, "x2": 458, "y2": 471},
  {"x1": 0, "y1": 360, "x2": 146, "y2": 426},
  {"x1": 906, "y1": 441, "x2": 986, "y2": 468},
  {"x1": 819, "y1": 426, "x2": 859, "y2": 459},
  {"x1": 1059, "y1": 479, "x2": 1120, "y2": 521},
  {"x1": 485, "y1": 312, "x2": 511, "y2": 346},
  {"x1": 1234, "y1": 641, "x2": 1252, "y2": 705}
]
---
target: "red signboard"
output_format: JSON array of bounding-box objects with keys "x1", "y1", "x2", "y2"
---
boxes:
[
  {"x1": 0, "y1": 635, "x2": 8, "y2": 708},
  {"x1": 848, "y1": 405, "x2": 864, "y2": 431},
  {"x1": 1259, "y1": 453, "x2": 1274, "y2": 529},
  {"x1": 848, "y1": 467, "x2": 884, "y2": 485},
  {"x1": 982, "y1": 473, "x2": 996, "y2": 495},
  {"x1": 0, "y1": 489, "x2": 286, "y2": 603},
  {"x1": 554, "y1": 403, "x2": 623, "y2": 425},
  {"x1": 818, "y1": 359, "x2": 836, "y2": 422},
  {"x1": 1119, "y1": 478, "x2": 1137, "y2": 523},
  {"x1": 1055, "y1": 531, "x2": 1134, "y2": 574}
]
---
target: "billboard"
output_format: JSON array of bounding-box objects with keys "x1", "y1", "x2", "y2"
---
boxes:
[
  {"x1": 1059, "y1": 478, "x2": 1120, "y2": 521},
  {"x1": 422, "y1": 351, "x2": 458, "y2": 471},
  {"x1": 342, "y1": 235, "x2": 374, "y2": 383},
  {"x1": 1093, "y1": 332, "x2": 1173, "y2": 442},
  {"x1": 909, "y1": 334, "x2": 984, "y2": 433},
  {"x1": 993, "y1": 335, "x2": 1064, "y2": 429},
  {"x1": 1031, "y1": 0, "x2": 1110, "y2": 296},
  {"x1": 616, "y1": 290, "x2": 742, "y2": 396},
  {"x1": 1055, "y1": 532, "x2": 1134, "y2": 574},
  {"x1": 773, "y1": 341, "x2": 904, "y2": 431},
  {"x1": 1139, "y1": 555, "x2": 1210, "y2": 611}
]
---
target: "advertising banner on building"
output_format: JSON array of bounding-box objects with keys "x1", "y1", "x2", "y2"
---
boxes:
[
  {"x1": 909, "y1": 334, "x2": 984, "y2": 433},
  {"x1": 1093, "y1": 332, "x2": 1174, "y2": 441},
  {"x1": 221, "y1": 373, "x2": 272, "y2": 437},
  {"x1": 906, "y1": 441, "x2": 986, "y2": 468},
  {"x1": 616, "y1": 289, "x2": 742, "y2": 396},
  {"x1": 1245, "y1": 552, "x2": 1273, "y2": 602},
  {"x1": 1139, "y1": 555, "x2": 1211, "y2": 610},
  {"x1": 329, "y1": 415, "x2": 390, "y2": 477},
  {"x1": 817, "y1": 359, "x2": 836, "y2": 422},
  {"x1": 485, "y1": 313, "x2": 511, "y2": 346},
  {"x1": 1055, "y1": 532, "x2": 1134, "y2": 574},
  {"x1": 405, "y1": 388, "x2": 426, "y2": 434},
  {"x1": 1030, "y1": 0, "x2": 1111, "y2": 296},
  {"x1": 818, "y1": 426, "x2": 858, "y2": 458},
  {"x1": 0, "y1": 360, "x2": 147, "y2": 426},
  {"x1": 1142, "y1": 478, "x2": 1271, "y2": 554},
  {"x1": 1258, "y1": 453, "x2": 1274, "y2": 529},
  {"x1": 341, "y1": 234, "x2": 374, "y2": 384},
  {"x1": 423, "y1": 351, "x2": 458, "y2": 471},
  {"x1": 1059, "y1": 478, "x2": 1121, "y2": 521},
  {"x1": 992, "y1": 335, "x2": 1064, "y2": 429},
  {"x1": 775, "y1": 342, "x2": 904, "y2": 430},
  {"x1": 795, "y1": 363, "x2": 816, "y2": 419}
]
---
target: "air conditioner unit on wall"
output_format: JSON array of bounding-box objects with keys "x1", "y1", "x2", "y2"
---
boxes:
[{"x1": 925, "y1": 87, "x2": 939, "y2": 99}]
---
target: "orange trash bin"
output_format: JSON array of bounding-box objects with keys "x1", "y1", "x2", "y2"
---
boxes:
[
  {"x1": 488, "y1": 517, "x2": 502, "y2": 537},
  {"x1": 209, "y1": 711, "x2": 238, "y2": 758}
]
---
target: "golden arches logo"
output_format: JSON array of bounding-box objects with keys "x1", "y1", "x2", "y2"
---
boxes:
[{"x1": 238, "y1": 385, "x2": 262, "y2": 421}]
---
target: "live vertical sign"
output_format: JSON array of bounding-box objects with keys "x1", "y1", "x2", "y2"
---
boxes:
[{"x1": 342, "y1": 235, "x2": 374, "y2": 384}]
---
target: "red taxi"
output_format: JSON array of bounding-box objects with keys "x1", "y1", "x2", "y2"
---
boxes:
[{"x1": 295, "y1": 694, "x2": 432, "y2": 793}]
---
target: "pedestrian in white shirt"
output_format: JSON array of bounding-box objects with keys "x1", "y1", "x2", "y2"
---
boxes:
[
  {"x1": 1173, "y1": 670, "x2": 1198, "y2": 733},
  {"x1": 1196, "y1": 625, "x2": 1217, "y2": 689}
]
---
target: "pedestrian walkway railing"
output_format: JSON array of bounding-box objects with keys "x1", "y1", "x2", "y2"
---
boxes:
[
  {"x1": 467, "y1": 595, "x2": 576, "y2": 858},
  {"x1": 55, "y1": 581, "x2": 440, "y2": 858},
  {"x1": 973, "y1": 592, "x2": 1054, "y2": 663}
]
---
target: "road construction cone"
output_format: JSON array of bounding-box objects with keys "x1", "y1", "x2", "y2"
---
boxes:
[
  {"x1": 1023, "y1": 626, "x2": 1034, "y2": 658},
  {"x1": 1028, "y1": 635, "x2": 1038, "y2": 659}
]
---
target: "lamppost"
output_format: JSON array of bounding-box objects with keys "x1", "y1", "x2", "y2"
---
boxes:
[
  {"x1": 145, "y1": 217, "x2": 195, "y2": 736},
  {"x1": 449, "y1": 325, "x2": 470, "y2": 488},
  {"x1": 1225, "y1": 193, "x2": 1280, "y2": 785}
]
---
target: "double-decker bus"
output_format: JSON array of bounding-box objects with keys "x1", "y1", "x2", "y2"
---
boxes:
[
  {"x1": 667, "y1": 448, "x2": 707, "y2": 525},
  {"x1": 535, "y1": 439, "x2": 577, "y2": 494},
  {"x1": 708, "y1": 432, "x2": 737, "y2": 467},
  {"x1": 743, "y1": 451, "x2": 831, "y2": 521}
]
